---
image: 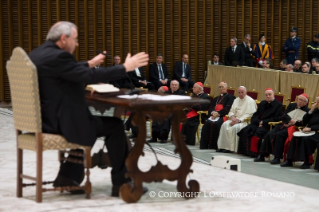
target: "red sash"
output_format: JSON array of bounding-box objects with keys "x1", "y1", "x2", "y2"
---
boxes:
[
  {"x1": 214, "y1": 104, "x2": 227, "y2": 122},
  {"x1": 186, "y1": 109, "x2": 198, "y2": 119},
  {"x1": 250, "y1": 136, "x2": 260, "y2": 153}
]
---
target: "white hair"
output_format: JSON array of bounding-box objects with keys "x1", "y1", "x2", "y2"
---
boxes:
[
  {"x1": 171, "y1": 80, "x2": 179, "y2": 86},
  {"x1": 238, "y1": 86, "x2": 247, "y2": 92},
  {"x1": 46, "y1": 21, "x2": 77, "y2": 42},
  {"x1": 298, "y1": 95, "x2": 308, "y2": 103}
]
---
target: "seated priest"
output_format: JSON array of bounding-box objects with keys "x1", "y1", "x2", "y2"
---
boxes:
[
  {"x1": 200, "y1": 82, "x2": 236, "y2": 149},
  {"x1": 148, "y1": 80, "x2": 185, "y2": 143},
  {"x1": 281, "y1": 97, "x2": 319, "y2": 170},
  {"x1": 181, "y1": 82, "x2": 210, "y2": 145},
  {"x1": 255, "y1": 94, "x2": 310, "y2": 164},
  {"x1": 237, "y1": 88, "x2": 282, "y2": 157},
  {"x1": 127, "y1": 66, "x2": 155, "y2": 91},
  {"x1": 217, "y1": 86, "x2": 257, "y2": 153}
]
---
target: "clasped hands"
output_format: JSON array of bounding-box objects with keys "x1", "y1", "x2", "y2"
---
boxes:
[
  {"x1": 229, "y1": 116, "x2": 240, "y2": 126},
  {"x1": 160, "y1": 79, "x2": 168, "y2": 84},
  {"x1": 181, "y1": 77, "x2": 188, "y2": 82},
  {"x1": 210, "y1": 111, "x2": 220, "y2": 120}
]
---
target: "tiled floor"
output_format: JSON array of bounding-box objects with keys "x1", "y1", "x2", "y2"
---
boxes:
[{"x1": 1, "y1": 107, "x2": 319, "y2": 211}]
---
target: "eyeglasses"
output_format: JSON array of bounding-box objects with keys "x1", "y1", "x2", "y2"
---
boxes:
[{"x1": 218, "y1": 86, "x2": 225, "y2": 88}]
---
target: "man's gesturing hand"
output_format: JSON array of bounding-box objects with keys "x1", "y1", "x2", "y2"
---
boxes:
[{"x1": 124, "y1": 52, "x2": 149, "y2": 72}]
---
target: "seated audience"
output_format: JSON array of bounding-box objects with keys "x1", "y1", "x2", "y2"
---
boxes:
[
  {"x1": 181, "y1": 82, "x2": 210, "y2": 145},
  {"x1": 212, "y1": 53, "x2": 222, "y2": 65},
  {"x1": 285, "y1": 64, "x2": 294, "y2": 72},
  {"x1": 217, "y1": 86, "x2": 257, "y2": 153},
  {"x1": 149, "y1": 80, "x2": 185, "y2": 143},
  {"x1": 128, "y1": 67, "x2": 155, "y2": 90},
  {"x1": 310, "y1": 58, "x2": 319, "y2": 72},
  {"x1": 200, "y1": 82, "x2": 236, "y2": 149},
  {"x1": 173, "y1": 54, "x2": 195, "y2": 92},
  {"x1": 108, "y1": 55, "x2": 134, "y2": 89},
  {"x1": 301, "y1": 63, "x2": 311, "y2": 74},
  {"x1": 237, "y1": 88, "x2": 282, "y2": 157},
  {"x1": 281, "y1": 97, "x2": 319, "y2": 170},
  {"x1": 293, "y1": 60, "x2": 302, "y2": 72},
  {"x1": 279, "y1": 59, "x2": 288, "y2": 71},
  {"x1": 255, "y1": 94, "x2": 310, "y2": 164},
  {"x1": 149, "y1": 54, "x2": 170, "y2": 89}
]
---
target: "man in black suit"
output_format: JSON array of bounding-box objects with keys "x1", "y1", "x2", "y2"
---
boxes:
[
  {"x1": 240, "y1": 34, "x2": 256, "y2": 67},
  {"x1": 127, "y1": 67, "x2": 155, "y2": 90},
  {"x1": 212, "y1": 53, "x2": 222, "y2": 65},
  {"x1": 173, "y1": 54, "x2": 195, "y2": 92},
  {"x1": 28, "y1": 21, "x2": 149, "y2": 196},
  {"x1": 108, "y1": 55, "x2": 134, "y2": 89},
  {"x1": 149, "y1": 54, "x2": 170, "y2": 89},
  {"x1": 224, "y1": 37, "x2": 245, "y2": 66}
]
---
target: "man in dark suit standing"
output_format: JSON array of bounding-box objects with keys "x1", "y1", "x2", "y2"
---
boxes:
[
  {"x1": 149, "y1": 54, "x2": 170, "y2": 89},
  {"x1": 224, "y1": 37, "x2": 245, "y2": 66},
  {"x1": 240, "y1": 34, "x2": 256, "y2": 67},
  {"x1": 173, "y1": 54, "x2": 195, "y2": 92},
  {"x1": 28, "y1": 21, "x2": 149, "y2": 196},
  {"x1": 127, "y1": 67, "x2": 155, "y2": 90},
  {"x1": 108, "y1": 55, "x2": 134, "y2": 89}
]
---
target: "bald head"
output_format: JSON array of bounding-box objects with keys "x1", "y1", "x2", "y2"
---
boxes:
[{"x1": 218, "y1": 82, "x2": 228, "y2": 94}]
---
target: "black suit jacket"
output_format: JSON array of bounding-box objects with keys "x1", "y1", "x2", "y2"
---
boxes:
[
  {"x1": 149, "y1": 62, "x2": 169, "y2": 82},
  {"x1": 239, "y1": 43, "x2": 256, "y2": 64},
  {"x1": 224, "y1": 45, "x2": 245, "y2": 66},
  {"x1": 127, "y1": 67, "x2": 147, "y2": 84},
  {"x1": 29, "y1": 41, "x2": 126, "y2": 146},
  {"x1": 173, "y1": 61, "x2": 192, "y2": 81}
]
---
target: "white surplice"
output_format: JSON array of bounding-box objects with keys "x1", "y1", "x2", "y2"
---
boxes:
[{"x1": 217, "y1": 95, "x2": 257, "y2": 152}]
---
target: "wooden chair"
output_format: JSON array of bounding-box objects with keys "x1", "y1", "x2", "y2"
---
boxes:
[
  {"x1": 6, "y1": 47, "x2": 92, "y2": 203},
  {"x1": 286, "y1": 85, "x2": 306, "y2": 104},
  {"x1": 247, "y1": 89, "x2": 260, "y2": 103}
]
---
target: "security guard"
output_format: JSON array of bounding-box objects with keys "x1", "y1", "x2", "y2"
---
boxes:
[
  {"x1": 307, "y1": 33, "x2": 319, "y2": 62},
  {"x1": 282, "y1": 27, "x2": 301, "y2": 65}
]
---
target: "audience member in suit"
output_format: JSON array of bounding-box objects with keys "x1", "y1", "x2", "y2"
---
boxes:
[
  {"x1": 149, "y1": 54, "x2": 170, "y2": 89},
  {"x1": 212, "y1": 53, "x2": 222, "y2": 65},
  {"x1": 310, "y1": 58, "x2": 319, "y2": 72},
  {"x1": 285, "y1": 64, "x2": 294, "y2": 72},
  {"x1": 108, "y1": 55, "x2": 134, "y2": 89},
  {"x1": 300, "y1": 63, "x2": 311, "y2": 74},
  {"x1": 28, "y1": 21, "x2": 149, "y2": 196},
  {"x1": 279, "y1": 59, "x2": 288, "y2": 71},
  {"x1": 181, "y1": 82, "x2": 210, "y2": 145},
  {"x1": 293, "y1": 60, "x2": 302, "y2": 72},
  {"x1": 173, "y1": 54, "x2": 195, "y2": 92},
  {"x1": 127, "y1": 67, "x2": 155, "y2": 90},
  {"x1": 224, "y1": 37, "x2": 245, "y2": 66},
  {"x1": 240, "y1": 34, "x2": 256, "y2": 67}
]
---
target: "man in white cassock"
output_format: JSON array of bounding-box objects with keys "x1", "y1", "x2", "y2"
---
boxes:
[{"x1": 217, "y1": 86, "x2": 257, "y2": 153}]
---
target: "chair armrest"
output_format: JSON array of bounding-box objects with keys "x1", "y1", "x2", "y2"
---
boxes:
[
  {"x1": 197, "y1": 111, "x2": 208, "y2": 115},
  {"x1": 268, "y1": 121, "x2": 282, "y2": 126}
]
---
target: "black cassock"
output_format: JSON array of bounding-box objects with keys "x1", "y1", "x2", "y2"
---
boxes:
[
  {"x1": 151, "y1": 89, "x2": 186, "y2": 140},
  {"x1": 259, "y1": 103, "x2": 309, "y2": 159},
  {"x1": 199, "y1": 93, "x2": 235, "y2": 149},
  {"x1": 287, "y1": 108, "x2": 319, "y2": 169},
  {"x1": 237, "y1": 99, "x2": 282, "y2": 156},
  {"x1": 181, "y1": 92, "x2": 210, "y2": 145}
]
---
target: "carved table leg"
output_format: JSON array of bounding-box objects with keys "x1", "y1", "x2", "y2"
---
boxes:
[
  {"x1": 171, "y1": 111, "x2": 200, "y2": 198},
  {"x1": 120, "y1": 112, "x2": 146, "y2": 203}
]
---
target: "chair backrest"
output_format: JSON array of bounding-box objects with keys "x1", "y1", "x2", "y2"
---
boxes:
[
  {"x1": 203, "y1": 84, "x2": 214, "y2": 97},
  {"x1": 6, "y1": 47, "x2": 42, "y2": 133},
  {"x1": 247, "y1": 89, "x2": 259, "y2": 101},
  {"x1": 274, "y1": 92, "x2": 286, "y2": 104},
  {"x1": 227, "y1": 87, "x2": 236, "y2": 96},
  {"x1": 290, "y1": 85, "x2": 306, "y2": 102}
]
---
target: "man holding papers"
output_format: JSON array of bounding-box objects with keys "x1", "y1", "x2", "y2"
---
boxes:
[{"x1": 281, "y1": 97, "x2": 319, "y2": 169}]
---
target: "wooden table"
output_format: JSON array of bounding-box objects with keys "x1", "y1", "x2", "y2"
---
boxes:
[{"x1": 85, "y1": 91, "x2": 210, "y2": 203}]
